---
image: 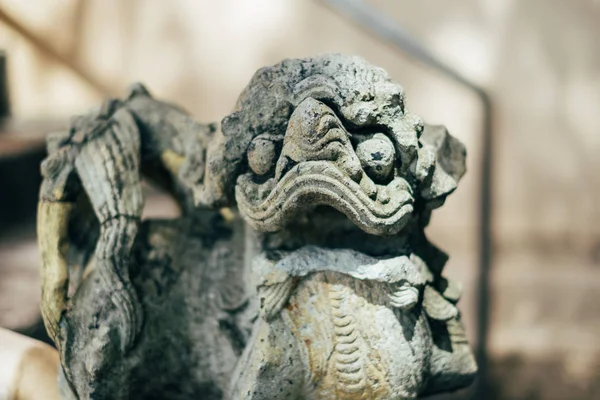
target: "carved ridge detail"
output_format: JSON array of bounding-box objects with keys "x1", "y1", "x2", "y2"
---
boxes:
[
  {"x1": 259, "y1": 277, "x2": 295, "y2": 320},
  {"x1": 328, "y1": 283, "x2": 389, "y2": 399},
  {"x1": 329, "y1": 284, "x2": 367, "y2": 398}
]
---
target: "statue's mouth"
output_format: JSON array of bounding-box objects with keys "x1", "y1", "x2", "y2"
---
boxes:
[
  {"x1": 232, "y1": 97, "x2": 421, "y2": 236},
  {"x1": 235, "y1": 160, "x2": 414, "y2": 235}
]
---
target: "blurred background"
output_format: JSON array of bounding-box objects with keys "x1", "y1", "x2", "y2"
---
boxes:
[{"x1": 0, "y1": 0, "x2": 598, "y2": 399}]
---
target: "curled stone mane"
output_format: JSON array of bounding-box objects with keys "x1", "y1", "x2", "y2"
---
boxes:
[
  {"x1": 202, "y1": 55, "x2": 412, "y2": 205},
  {"x1": 201, "y1": 54, "x2": 466, "y2": 228}
]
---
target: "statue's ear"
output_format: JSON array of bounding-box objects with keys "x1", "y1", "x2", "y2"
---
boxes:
[
  {"x1": 416, "y1": 124, "x2": 467, "y2": 208},
  {"x1": 179, "y1": 126, "x2": 235, "y2": 209},
  {"x1": 178, "y1": 134, "x2": 207, "y2": 193},
  {"x1": 420, "y1": 124, "x2": 467, "y2": 183},
  {"x1": 126, "y1": 82, "x2": 152, "y2": 100}
]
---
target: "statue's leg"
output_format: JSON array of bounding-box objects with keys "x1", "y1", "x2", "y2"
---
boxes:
[
  {"x1": 421, "y1": 316, "x2": 477, "y2": 396},
  {"x1": 38, "y1": 131, "x2": 85, "y2": 346},
  {"x1": 37, "y1": 199, "x2": 74, "y2": 345},
  {"x1": 73, "y1": 108, "x2": 144, "y2": 352},
  {"x1": 228, "y1": 316, "x2": 306, "y2": 400}
]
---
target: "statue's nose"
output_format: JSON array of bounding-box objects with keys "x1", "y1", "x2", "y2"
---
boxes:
[
  {"x1": 278, "y1": 98, "x2": 363, "y2": 182},
  {"x1": 334, "y1": 143, "x2": 363, "y2": 182}
]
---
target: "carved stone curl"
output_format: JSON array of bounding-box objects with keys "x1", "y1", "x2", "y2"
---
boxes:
[{"x1": 37, "y1": 54, "x2": 476, "y2": 400}]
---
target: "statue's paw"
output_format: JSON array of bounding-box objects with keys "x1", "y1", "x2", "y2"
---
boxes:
[
  {"x1": 258, "y1": 278, "x2": 295, "y2": 321},
  {"x1": 422, "y1": 285, "x2": 458, "y2": 321},
  {"x1": 388, "y1": 282, "x2": 420, "y2": 310}
]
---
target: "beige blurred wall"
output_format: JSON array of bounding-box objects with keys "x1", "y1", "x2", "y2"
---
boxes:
[
  {"x1": 1, "y1": 0, "x2": 597, "y2": 241},
  {"x1": 1, "y1": 0, "x2": 599, "y2": 388}
]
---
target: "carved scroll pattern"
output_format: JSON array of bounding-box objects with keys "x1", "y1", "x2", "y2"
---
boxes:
[{"x1": 328, "y1": 283, "x2": 389, "y2": 399}]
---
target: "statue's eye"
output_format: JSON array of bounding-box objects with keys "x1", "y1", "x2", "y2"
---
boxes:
[
  {"x1": 247, "y1": 137, "x2": 277, "y2": 176},
  {"x1": 355, "y1": 133, "x2": 395, "y2": 183}
]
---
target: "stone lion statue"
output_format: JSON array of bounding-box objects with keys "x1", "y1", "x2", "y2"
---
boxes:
[{"x1": 37, "y1": 54, "x2": 476, "y2": 400}]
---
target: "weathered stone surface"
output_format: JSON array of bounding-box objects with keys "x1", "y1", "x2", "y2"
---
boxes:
[
  {"x1": 222, "y1": 54, "x2": 475, "y2": 399},
  {"x1": 38, "y1": 85, "x2": 248, "y2": 399},
  {"x1": 58, "y1": 214, "x2": 250, "y2": 399},
  {"x1": 37, "y1": 54, "x2": 475, "y2": 399}
]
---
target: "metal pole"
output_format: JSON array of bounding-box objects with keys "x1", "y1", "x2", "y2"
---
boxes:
[{"x1": 0, "y1": 50, "x2": 9, "y2": 119}]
